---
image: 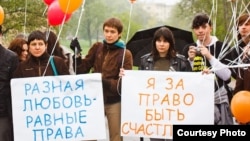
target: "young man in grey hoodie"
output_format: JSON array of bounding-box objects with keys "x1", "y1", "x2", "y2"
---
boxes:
[{"x1": 182, "y1": 13, "x2": 234, "y2": 125}]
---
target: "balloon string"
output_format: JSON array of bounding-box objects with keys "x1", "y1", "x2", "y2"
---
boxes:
[
  {"x1": 75, "y1": 1, "x2": 85, "y2": 38},
  {"x1": 66, "y1": 0, "x2": 71, "y2": 13},
  {"x1": 117, "y1": 2, "x2": 134, "y2": 96},
  {"x1": 43, "y1": 23, "x2": 66, "y2": 76},
  {"x1": 43, "y1": 6, "x2": 48, "y2": 16},
  {"x1": 43, "y1": 27, "x2": 53, "y2": 77},
  {"x1": 73, "y1": 1, "x2": 86, "y2": 74},
  {"x1": 42, "y1": 6, "x2": 69, "y2": 76},
  {"x1": 24, "y1": 0, "x2": 27, "y2": 35},
  {"x1": 125, "y1": 3, "x2": 133, "y2": 44},
  {"x1": 121, "y1": 2, "x2": 133, "y2": 68}
]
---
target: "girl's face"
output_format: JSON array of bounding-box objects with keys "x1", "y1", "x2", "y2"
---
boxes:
[
  {"x1": 103, "y1": 26, "x2": 121, "y2": 44},
  {"x1": 20, "y1": 43, "x2": 28, "y2": 61},
  {"x1": 155, "y1": 36, "x2": 170, "y2": 57},
  {"x1": 28, "y1": 39, "x2": 47, "y2": 57}
]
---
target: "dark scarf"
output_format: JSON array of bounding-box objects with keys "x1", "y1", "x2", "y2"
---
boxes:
[{"x1": 103, "y1": 39, "x2": 125, "y2": 49}]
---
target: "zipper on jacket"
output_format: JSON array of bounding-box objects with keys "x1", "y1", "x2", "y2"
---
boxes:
[
  {"x1": 102, "y1": 50, "x2": 110, "y2": 68},
  {"x1": 38, "y1": 60, "x2": 41, "y2": 76}
]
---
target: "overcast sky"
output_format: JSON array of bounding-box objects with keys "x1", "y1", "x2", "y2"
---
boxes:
[{"x1": 137, "y1": 0, "x2": 181, "y2": 5}]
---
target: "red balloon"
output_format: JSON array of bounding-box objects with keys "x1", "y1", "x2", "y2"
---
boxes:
[
  {"x1": 43, "y1": 0, "x2": 55, "y2": 5},
  {"x1": 47, "y1": 1, "x2": 71, "y2": 26},
  {"x1": 230, "y1": 90, "x2": 250, "y2": 124}
]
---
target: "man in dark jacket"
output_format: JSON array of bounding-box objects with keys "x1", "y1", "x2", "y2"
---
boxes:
[{"x1": 0, "y1": 25, "x2": 19, "y2": 141}]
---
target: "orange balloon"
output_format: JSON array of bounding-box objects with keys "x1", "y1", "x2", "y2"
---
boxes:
[
  {"x1": 230, "y1": 90, "x2": 250, "y2": 124},
  {"x1": 0, "y1": 6, "x2": 4, "y2": 25},
  {"x1": 129, "y1": 0, "x2": 136, "y2": 4},
  {"x1": 58, "y1": 0, "x2": 83, "y2": 14}
]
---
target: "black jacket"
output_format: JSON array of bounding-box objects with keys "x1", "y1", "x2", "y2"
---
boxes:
[
  {"x1": 230, "y1": 41, "x2": 247, "y2": 79},
  {"x1": 0, "y1": 44, "x2": 19, "y2": 117},
  {"x1": 13, "y1": 53, "x2": 69, "y2": 78},
  {"x1": 139, "y1": 53, "x2": 192, "y2": 72}
]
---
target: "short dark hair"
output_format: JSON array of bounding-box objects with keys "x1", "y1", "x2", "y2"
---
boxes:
[
  {"x1": 237, "y1": 13, "x2": 250, "y2": 26},
  {"x1": 103, "y1": 17, "x2": 123, "y2": 34},
  {"x1": 192, "y1": 13, "x2": 212, "y2": 29},
  {"x1": 27, "y1": 30, "x2": 47, "y2": 45}
]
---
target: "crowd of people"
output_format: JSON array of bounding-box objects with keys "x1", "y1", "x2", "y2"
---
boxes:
[{"x1": 0, "y1": 11, "x2": 249, "y2": 141}]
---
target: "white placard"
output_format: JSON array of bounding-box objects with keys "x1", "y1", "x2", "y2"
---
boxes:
[
  {"x1": 11, "y1": 73, "x2": 106, "y2": 141},
  {"x1": 121, "y1": 70, "x2": 214, "y2": 139}
]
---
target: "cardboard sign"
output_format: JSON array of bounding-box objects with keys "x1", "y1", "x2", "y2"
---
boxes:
[
  {"x1": 121, "y1": 70, "x2": 214, "y2": 139},
  {"x1": 11, "y1": 73, "x2": 106, "y2": 141}
]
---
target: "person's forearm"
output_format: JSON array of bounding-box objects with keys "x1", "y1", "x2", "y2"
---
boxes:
[{"x1": 209, "y1": 56, "x2": 231, "y2": 81}]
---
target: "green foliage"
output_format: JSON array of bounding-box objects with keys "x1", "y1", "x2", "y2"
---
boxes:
[
  {"x1": 1, "y1": 0, "x2": 173, "y2": 46},
  {"x1": 1, "y1": 0, "x2": 47, "y2": 42},
  {"x1": 133, "y1": 66, "x2": 138, "y2": 70},
  {"x1": 63, "y1": 0, "x2": 154, "y2": 45},
  {"x1": 169, "y1": 0, "x2": 250, "y2": 41},
  {"x1": 3, "y1": 0, "x2": 247, "y2": 55}
]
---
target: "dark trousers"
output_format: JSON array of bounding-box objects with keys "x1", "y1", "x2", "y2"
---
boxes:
[{"x1": 0, "y1": 116, "x2": 13, "y2": 141}]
